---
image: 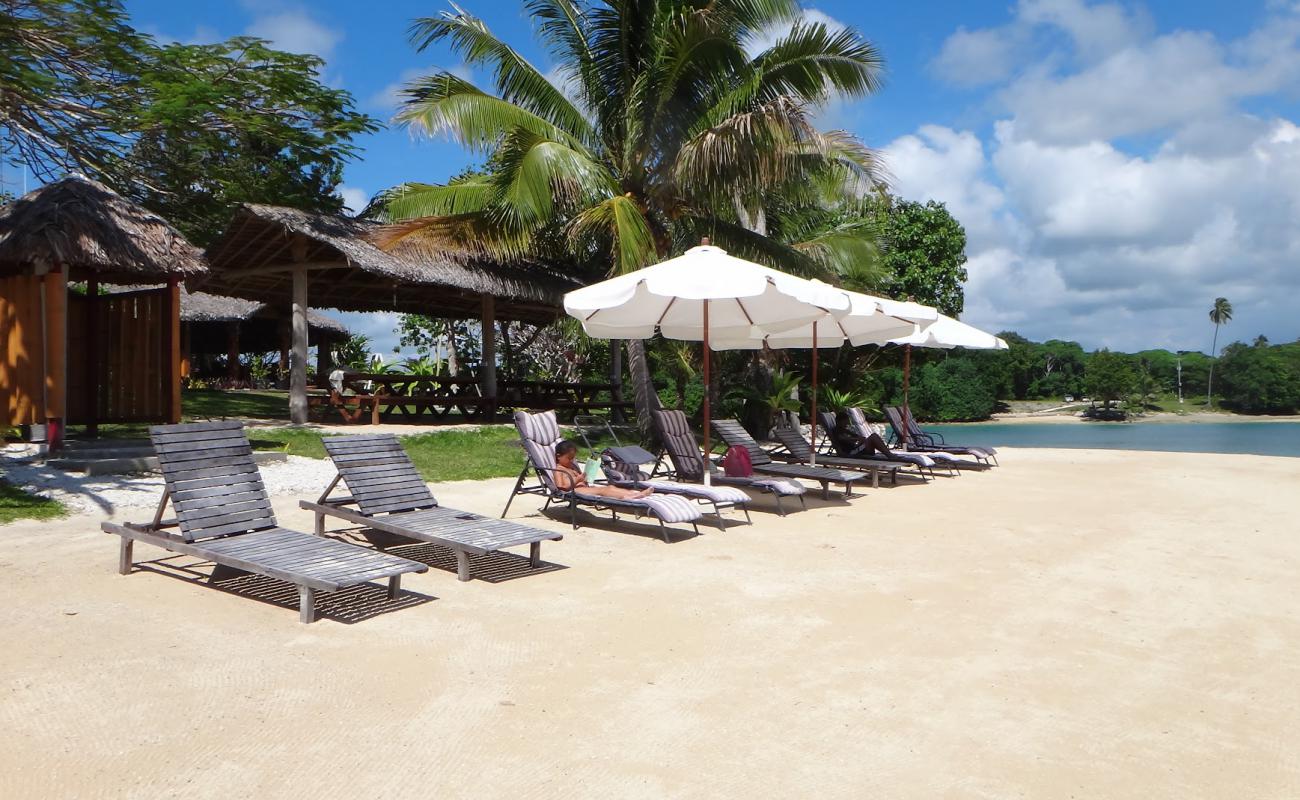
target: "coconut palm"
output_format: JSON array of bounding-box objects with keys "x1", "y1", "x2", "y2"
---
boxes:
[
  {"x1": 379, "y1": 0, "x2": 888, "y2": 433},
  {"x1": 1206, "y1": 297, "x2": 1233, "y2": 407}
]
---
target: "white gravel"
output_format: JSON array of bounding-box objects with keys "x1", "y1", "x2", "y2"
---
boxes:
[{"x1": 1, "y1": 455, "x2": 338, "y2": 518}]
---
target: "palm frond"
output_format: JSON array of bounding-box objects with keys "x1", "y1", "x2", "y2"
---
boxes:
[
  {"x1": 374, "y1": 179, "x2": 494, "y2": 221},
  {"x1": 396, "y1": 72, "x2": 581, "y2": 152},
  {"x1": 488, "y1": 128, "x2": 615, "y2": 230},
  {"x1": 409, "y1": 9, "x2": 593, "y2": 142},
  {"x1": 565, "y1": 194, "x2": 657, "y2": 275}
]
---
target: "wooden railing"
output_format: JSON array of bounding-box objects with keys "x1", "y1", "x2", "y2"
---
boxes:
[{"x1": 310, "y1": 372, "x2": 632, "y2": 424}]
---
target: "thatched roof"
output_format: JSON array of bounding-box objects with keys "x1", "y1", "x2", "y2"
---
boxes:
[
  {"x1": 200, "y1": 204, "x2": 578, "y2": 324},
  {"x1": 0, "y1": 175, "x2": 207, "y2": 281},
  {"x1": 180, "y1": 288, "x2": 350, "y2": 338}
]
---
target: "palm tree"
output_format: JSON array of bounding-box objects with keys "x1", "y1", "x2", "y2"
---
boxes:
[
  {"x1": 379, "y1": 0, "x2": 888, "y2": 435},
  {"x1": 1206, "y1": 296, "x2": 1233, "y2": 407}
]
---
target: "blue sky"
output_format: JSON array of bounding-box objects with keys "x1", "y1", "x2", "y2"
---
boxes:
[{"x1": 92, "y1": 2, "x2": 1300, "y2": 353}]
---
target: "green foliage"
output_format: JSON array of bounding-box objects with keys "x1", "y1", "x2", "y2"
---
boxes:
[
  {"x1": 1216, "y1": 341, "x2": 1300, "y2": 414},
  {"x1": 872, "y1": 198, "x2": 968, "y2": 314},
  {"x1": 732, "y1": 368, "x2": 802, "y2": 427},
  {"x1": 909, "y1": 359, "x2": 996, "y2": 421},
  {"x1": 3, "y1": 3, "x2": 375, "y2": 244},
  {"x1": 332, "y1": 335, "x2": 375, "y2": 371},
  {"x1": 1085, "y1": 349, "x2": 1137, "y2": 409}
]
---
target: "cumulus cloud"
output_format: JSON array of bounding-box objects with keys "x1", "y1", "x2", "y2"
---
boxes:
[
  {"x1": 930, "y1": 26, "x2": 1024, "y2": 87},
  {"x1": 244, "y1": 7, "x2": 342, "y2": 60},
  {"x1": 896, "y1": 2, "x2": 1300, "y2": 350}
]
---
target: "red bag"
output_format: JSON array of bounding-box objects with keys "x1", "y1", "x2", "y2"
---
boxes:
[{"x1": 721, "y1": 445, "x2": 753, "y2": 477}]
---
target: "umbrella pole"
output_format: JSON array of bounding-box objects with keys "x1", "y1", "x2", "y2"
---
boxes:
[
  {"x1": 810, "y1": 322, "x2": 818, "y2": 467},
  {"x1": 902, "y1": 343, "x2": 912, "y2": 450},
  {"x1": 702, "y1": 299, "x2": 711, "y2": 486}
]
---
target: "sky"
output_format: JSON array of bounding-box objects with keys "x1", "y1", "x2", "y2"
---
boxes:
[{"x1": 89, "y1": 1, "x2": 1300, "y2": 354}]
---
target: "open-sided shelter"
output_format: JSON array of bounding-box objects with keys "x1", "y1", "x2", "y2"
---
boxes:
[
  {"x1": 0, "y1": 176, "x2": 207, "y2": 442},
  {"x1": 200, "y1": 204, "x2": 580, "y2": 422}
]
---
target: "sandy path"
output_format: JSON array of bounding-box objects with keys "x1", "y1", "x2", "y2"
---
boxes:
[{"x1": 2, "y1": 448, "x2": 1298, "y2": 798}]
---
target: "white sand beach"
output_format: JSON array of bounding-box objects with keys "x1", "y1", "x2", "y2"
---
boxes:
[{"x1": 2, "y1": 447, "x2": 1298, "y2": 798}]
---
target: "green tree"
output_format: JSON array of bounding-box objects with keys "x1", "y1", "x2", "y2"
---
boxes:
[
  {"x1": 1, "y1": 0, "x2": 147, "y2": 179},
  {"x1": 1206, "y1": 296, "x2": 1233, "y2": 407},
  {"x1": 1085, "y1": 349, "x2": 1136, "y2": 410},
  {"x1": 910, "y1": 358, "x2": 996, "y2": 421},
  {"x1": 1216, "y1": 342, "x2": 1300, "y2": 414},
  {"x1": 120, "y1": 38, "x2": 376, "y2": 245},
  {"x1": 872, "y1": 198, "x2": 968, "y2": 315},
  {"x1": 332, "y1": 334, "x2": 375, "y2": 371},
  {"x1": 380, "y1": 0, "x2": 888, "y2": 439}
]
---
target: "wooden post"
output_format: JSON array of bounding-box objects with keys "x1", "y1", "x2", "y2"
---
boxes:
[
  {"x1": 316, "y1": 335, "x2": 331, "y2": 388},
  {"x1": 610, "y1": 339, "x2": 625, "y2": 423},
  {"x1": 701, "y1": 298, "x2": 711, "y2": 486},
  {"x1": 226, "y1": 321, "x2": 241, "y2": 383},
  {"x1": 480, "y1": 295, "x2": 497, "y2": 421},
  {"x1": 85, "y1": 275, "x2": 99, "y2": 436},
  {"x1": 43, "y1": 264, "x2": 67, "y2": 447},
  {"x1": 290, "y1": 261, "x2": 309, "y2": 424},
  {"x1": 165, "y1": 276, "x2": 181, "y2": 423}
]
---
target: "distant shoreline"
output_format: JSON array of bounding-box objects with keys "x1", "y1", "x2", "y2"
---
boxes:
[{"x1": 965, "y1": 411, "x2": 1300, "y2": 425}]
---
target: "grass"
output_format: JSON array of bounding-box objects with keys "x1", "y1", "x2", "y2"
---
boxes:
[
  {"x1": 0, "y1": 481, "x2": 67, "y2": 525},
  {"x1": 184, "y1": 389, "x2": 289, "y2": 420},
  {"x1": 245, "y1": 424, "x2": 623, "y2": 482}
]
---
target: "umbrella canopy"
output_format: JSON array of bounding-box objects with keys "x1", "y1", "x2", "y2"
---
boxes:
[
  {"x1": 889, "y1": 313, "x2": 1008, "y2": 350},
  {"x1": 564, "y1": 243, "x2": 851, "y2": 483},
  {"x1": 708, "y1": 289, "x2": 933, "y2": 350},
  {"x1": 565, "y1": 245, "x2": 851, "y2": 341}
]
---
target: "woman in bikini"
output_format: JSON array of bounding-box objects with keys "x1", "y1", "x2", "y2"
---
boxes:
[{"x1": 553, "y1": 440, "x2": 654, "y2": 499}]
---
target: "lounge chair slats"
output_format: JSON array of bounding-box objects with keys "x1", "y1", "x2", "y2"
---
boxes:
[
  {"x1": 102, "y1": 420, "x2": 427, "y2": 622},
  {"x1": 304, "y1": 434, "x2": 562, "y2": 581},
  {"x1": 505, "y1": 409, "x2": 702, "y2": 540},
  {"x1": 711, "y1": 419, "x2": 868, "y2": 499}
]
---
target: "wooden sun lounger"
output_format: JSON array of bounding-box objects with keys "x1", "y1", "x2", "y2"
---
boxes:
[
  {"x1": 300, "y1": 434, "x2": 563, "y2": 581},
  {"x1": 710, "y1": 419, "x2": 868, "y2": 499},
  {"x1": 883, "y1": 406, "x2": 998, "y2": 466},
  {"x1": 101, "y1": 421, "x2": 427, "y2": 623}
]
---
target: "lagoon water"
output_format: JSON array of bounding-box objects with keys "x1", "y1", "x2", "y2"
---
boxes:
[{"x1": 923, "y1": 420, "x2": 1300, "y2": 458}]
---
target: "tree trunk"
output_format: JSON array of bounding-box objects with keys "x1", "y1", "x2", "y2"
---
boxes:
[
  {"x1": 625, "y1": 338, "x2": 660, "y2": 446},
  {"x1": 1207, "y1": 324, "x2": 1220, "y2": 407}
]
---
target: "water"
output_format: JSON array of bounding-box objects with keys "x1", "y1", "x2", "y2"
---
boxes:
[{"x1": 921, "y1": 421, "x2": 1300, "y2": 458}]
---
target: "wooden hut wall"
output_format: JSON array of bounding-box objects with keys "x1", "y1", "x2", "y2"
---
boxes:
[
  {"x1": 66, "y1": 286, "x2": 178, "y2": 424},
  {"x1": 1, "y1": 271, "x2": 66, "y2": 428}
]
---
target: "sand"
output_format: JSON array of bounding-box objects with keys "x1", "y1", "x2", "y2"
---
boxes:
[{"x1": 2, "y1": 447, "x2": 1298, "y2": 798}]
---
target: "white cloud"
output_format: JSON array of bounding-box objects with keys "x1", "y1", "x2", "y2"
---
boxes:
[
  {"x1": 899, "y1": 3, "x2": 1300, "y2": 350},
  {"x1": 930, "y1": 26, "x2": 1023, "y2": 87},
  {"x1": 335, "y1": 185, "x2": 368, "y2": 216},
  {"x1": 368, "y1": 64, "x2": 474, "y2": 116},
  {"x1": 245, "y1": 9, "x2": 342, "y2": 60}
]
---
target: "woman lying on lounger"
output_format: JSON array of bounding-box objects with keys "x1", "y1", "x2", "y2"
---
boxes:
[
  {"x1": 554, "y1": 441, "x2": 654, "y2": 499},
  {"x1": 831, "y1": 411, "x2": 898, "y2": 459}
]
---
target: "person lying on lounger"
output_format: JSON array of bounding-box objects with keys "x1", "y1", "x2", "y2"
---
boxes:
[
  {"x1": 831, "y1": 411, "x2": 898, "y2": 459},
  {"x1": 554, "y1": 440, "x2": 654, "y2": 499}
]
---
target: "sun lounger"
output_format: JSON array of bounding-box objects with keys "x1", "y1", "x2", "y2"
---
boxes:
[
  {"x1": 299, "y1": 434, "x2": 563, "y2": 581},
  {"x1": 883, "y1": 406, "x2": 998, "y2": 466},
  {"x1": 710, "y1": 419, "x2": 869, "y2": 499},
  {"x1": 815, "y1": 411, "x2": 958, "y2": 477},
  {"x1": 768, "y1": 424, "x2": 936, "y2": 484},
  {"x1": 503, "y1": 410, "x2": 703, "y2": 541},
  {"x1": 101, "y1": 421, "x2": 427, "y2": 623},
  {"x1": 571, "y1": 414, "x2": 752, "y2": 528},
  {"x1": 650, "y1": 409, "x2": 808, "y2": 516},
  {"x1": 841, "y1": 409, "x2": 986, "y2": 471}
]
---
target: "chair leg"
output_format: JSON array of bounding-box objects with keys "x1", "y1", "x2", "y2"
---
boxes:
[
  {"x1": 658, "y1": 518, "x2": 670, "y2": 543},
  {"x1": 798, "y1": 494, "x2": 807, "y2": 510},
  {"x1": 298, "y1": 586, "x2": 317, "y2": 624},
  {"x1": 314, "y1": 512, "x2": 325, "y2": 536},
  {"x1": 570, "y1": 498, "x2": 580, "y2": 530},
  {"x1": 821, "y1": 482, "x2": 830, "y2": 500},
  {"x1": 117, "y1": 537, "x2": 133, "y2": 575},
  {"x1": 530, "y1": 540, "x2": 541, "y2": 568},
  {"x1": 501, "y1": 466, "x2": 529, "y2": 518},
  {"x1": 712, "y1": 503, "x2": 726, "y2": 530},
  {"x1": 773, "y1": 492, "x2": 786, "y2": 517},
  {"x1": 387, "y1": 575, "x2": 401, "y2": 599},
  {"x1": 742, "y1": 504, "x2": 752, "y2": 523},
  {"x1": 455, "y1": 550, "x2": 471, "y2": 581}
]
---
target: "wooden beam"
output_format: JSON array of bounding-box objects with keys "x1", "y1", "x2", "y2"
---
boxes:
[
  {"x1": 85, "y1": 275, "x2": 99, "y2": 436},
  {"x1": 43, "y1": 265, "x2": 67, "y2": 446},
  {"x1": 213, "y1": 260, "x2": 348, "y2": 279},
  {"x1": 165, "y1": 276, "x2": 182, "y2": 424},
  {"x1": 480, "y1": 294, "x2": 497, "y2": 422},
  {"x1": 289, "y1": 254, "x2": 309, "y2": 425}
]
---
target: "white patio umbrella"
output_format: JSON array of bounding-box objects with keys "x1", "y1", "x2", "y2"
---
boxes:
[
  {"x1": 708, "y1": 291, "x2": 938, "y2": 463},
  {"x1": 888, "y1": 314, "x2": 1008, "y2": 447},
  {"x1": 564, "y1": 242, "x2": 851, "y2": 481}
]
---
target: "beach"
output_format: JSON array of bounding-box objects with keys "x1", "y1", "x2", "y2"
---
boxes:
[{"x1": 2, "y1": 447, "x2": 1298, "y2": 798}]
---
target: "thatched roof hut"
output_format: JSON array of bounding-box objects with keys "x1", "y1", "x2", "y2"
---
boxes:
[
  {"x1": 179, "y1": 287, "x2": 350, "y2": 355},
  {"x1": 0, "y1": 175, "x2": 207, "y2": 282},
  {"x1": 200, "y1": 204, "x2": 577, "y2": 324}
]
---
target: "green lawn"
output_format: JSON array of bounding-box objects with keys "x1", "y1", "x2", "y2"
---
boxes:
[
  {"x1": 184, "y1": 389, "x2": 289, "y2": 420},
  {"x1": 246, "y1": 425, "x2": 622, "y2": 482},
  {"x1": 0, "y1": 481, "x2": 67, "y2": 525}
]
